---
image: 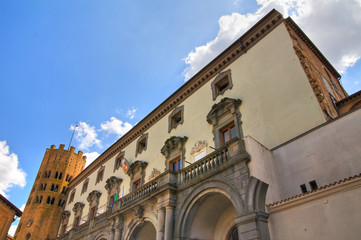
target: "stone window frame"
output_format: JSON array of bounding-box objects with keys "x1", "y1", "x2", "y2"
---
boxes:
[
  {"x1": 68, "y1": 189, "x2": 76, "y2": 204},
  {"x1": 86, "y1": 190, "x2": 102, "y2": 220},
  {"x1": 96, "y1": 166, "x2": 105, "y2": 185},
  {"x1": 105, "y1": 176, "x2": 123, "y2": 209},
  {"x1": 114, "y1": 151, "x2": 125, "y2": 172},
  {"x1": 127, "y1": 160, "x2": 148, "y2": 192},
  {"x1": 211, "y1": 69, "x2": 233, "y2": 100},
  {"x1": 168, "y1": 105, "x2": 184, "y2": 133},
  {"x1": 81, "y1": 178, "x2": 89, "y2": 195},
  {"x1": 161, "y1": 136, "x2": 188, "y2": 171},
  {"x1": 72, "y1": 202, "x2": 85, "y2": 228},
  {"x1": 60, "y1": 211, "x2": 71, "y2": 235},
  {"x1": 206, "y1": 97, "x2": 243, "y2": 149},
  {"x1": 135, "y1": 133, "x2": 148, "y2": 157}
]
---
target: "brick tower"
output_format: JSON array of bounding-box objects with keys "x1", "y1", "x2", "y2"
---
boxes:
[{"x1": 14, "y1": 144, "x2": 86, "y2": 240}]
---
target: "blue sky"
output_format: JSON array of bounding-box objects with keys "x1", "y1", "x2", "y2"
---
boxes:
[{"x1": 1, "y1": 0, "x2": 361, "y2": 236}]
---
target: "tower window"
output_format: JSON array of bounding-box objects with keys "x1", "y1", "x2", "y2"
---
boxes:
[
  {"x1": 46, "y1": 196, "x2": 55, "y2": 205},
  {"x1": 65, "y1": 174, "x2": 72, "y2": 182},
  {"x1": 51, "y1": 184, "x2": 59, "y2": 192}
]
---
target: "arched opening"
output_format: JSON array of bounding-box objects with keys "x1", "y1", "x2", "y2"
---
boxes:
[
  {"x1": 184, "y1": 192, "x2": 238, "y2": 240},
  {"x1": 129, "y1": 221, "x2": 156, "y2": 240}
]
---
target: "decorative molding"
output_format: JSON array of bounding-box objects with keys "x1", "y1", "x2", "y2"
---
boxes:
[
  {"x1": 105, "y1": 176, "x2": 123, "y2": 194},
  {"x1": 68, "y1": 9, "x2": 284, "y2": 189},
  {"x1": 190, "y1": 141, "x2": 208, "y2": 155},
  {"x1": 206, "y1": 98, "x2": 242, "y2": 125},
  {"x1": 160, "y1": 136, "x2": 188, "y2": 158},
  {"x1": 61, "y1": 211, "x2": 71, "y2": 222},
  {"x1": 72, "y1": 202, "x2": 85, "y2": 213},
  {"x1": 135, "y1": 133, "x2": 148, "y2": 157},
  {"x1": 168, "y1": 105, "x2": 184, "y2": 133},
  {"x1": 211, "y1": 69, "x2": 233, "y2": 100},
  {"x1": 86, "y1": 190, "x2": 102, "y2": 204},
  {"x1": 148, "y1": 168, "x2": 161, "y2": 180}
]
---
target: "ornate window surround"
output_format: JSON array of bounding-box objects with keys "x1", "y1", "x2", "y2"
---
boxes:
[
  {"x1": 127, "y1": 160, "x2": 148, "y2": 192},
  {"x1": 72, "y1": 202, "x2": 85, "y2": 228},
  {"x1": 135, "y1": 133, "x2": 148, "y2": 157},
  {"x1": 60, "y1": 211, "x2": 71, "y2": 234},
  {"x1": 206, "y1": 97, "x2": 243, "y2": 148},
  {"x1": 105, "y1": 176, "x2": 123, "y2": 208},
  {"x1": 168, "y1": 105, "x2": 184, "y2": 133},
  {"x1": 211, "y1": 69, "x2": 233, "y2": 100},
  {"x1": 161, "y1": 136, "x2": 188, "y2": 171},
  {"x1": 87, "y1": 190, "x2": 102, "y2": 220}
]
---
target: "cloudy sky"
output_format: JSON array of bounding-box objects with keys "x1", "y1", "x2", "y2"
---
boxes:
[{"x1": 1, "y1": 0, "x2": 361, "y2": 236}]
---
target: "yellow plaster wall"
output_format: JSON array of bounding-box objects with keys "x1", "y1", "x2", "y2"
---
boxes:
[{"x1": 63, "y1": 22, "x2": 326, "y2": 227}]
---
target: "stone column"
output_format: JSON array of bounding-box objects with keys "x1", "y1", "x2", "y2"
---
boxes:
[
  {"x1": 164, "y1": 205, "x2": 174, "y2": 240},
  {"x1": 157, "y1": 207, "x2": 165, "y2": 240},
  {"x1": 114, "y1": 228, "x2": 122, "y2": 240},
  {"x1": 234, "y1": 212, "x2": 270, "y2": 240}
]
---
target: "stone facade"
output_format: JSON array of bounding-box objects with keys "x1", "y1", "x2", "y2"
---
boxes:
[
  {"x1": 14, "y1": 145, "x2": 86, "y2": 240},
  {"x1": 0, "y1": 195, "x2": 22, "y2": 240}
]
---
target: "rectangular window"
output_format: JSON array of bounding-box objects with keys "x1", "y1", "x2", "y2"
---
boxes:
[
  {"x1": 82, "y1": 181, "x2": 88, "y2": 194},
  {"x1": 216, "y1": 76, "x2": 229, "y2": 94},
  {"x1": 90, "y1": 207, "x2": 96, "y2": 218},
  {"x1": 74, "y1": 216, "x2": 80, "y2": 227},
  {"x1": 309, "y1": 180, "x2": 318, "y2": 190},
  {"x1": 51, "y1": 184, "x2": 59, "y2": 192},
  {"x1": 300, "y1": 184, "x2": 307, "y2": 193},
  {"x1": 133, "y1": 179, "x2": 141, "y2": 190},
  {"x1": 69, "y1": 191, "x2": 75, "y2": 204},
  {"x1": 138, "y1": 139, "x2": 146, "y2": 152},
  {"x1": 97, "y1": 170, "x2": 104, "y2": 183},
  {"x1": 221, "y1": 122, "x2": 236, "y2": 146},
  {"x1": 171, "y1": 157, "x2": 181, "y2": 171},
  {"x1": 65, "y1": 174, "x2": 72, "y2": 182}
]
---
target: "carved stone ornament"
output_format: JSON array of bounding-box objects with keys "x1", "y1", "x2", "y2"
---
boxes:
[
  {"x1": 87, "y1": 190, "x2": 102, "y2": 203},
  {"x1": 133, "y1": 205, "x2": 144, "y2": 218},
  {"x1": 160, "y1": 136, "x2": 188, "y2": 158},
  {"x1": 148, "y1": 168, "x2": 161, "y2": 180},
  {"x1": 72, "y1": 202, "x2": 85, "y2": 213},
  {"x1": 127, "y1": 160, "x2": 148, "y2": 177},
  {"x1": 206, "y1": 97, "x2": 242, "y2": 125},
  {"x1": 190, "y1": 140, "x2": 208, "y2": 155},
  {"x1": 105, "y1": 176, "x2": 123, "y2": 194},
  {"x1": 61, "y1": 211, "x2": 71, "y2": 222}
]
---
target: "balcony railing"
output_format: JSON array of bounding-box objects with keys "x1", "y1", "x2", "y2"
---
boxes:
[{"x1": 58, "y1": 138, "x2": 244, "y2": 239}]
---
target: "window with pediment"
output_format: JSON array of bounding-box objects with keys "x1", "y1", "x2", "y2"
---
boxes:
[
  {"x1": 211, "y1": 69, "x2": 233, "y2": 100},
  {"x1": 87, "y1": 190, "x2": 101, "y2": 220},
  {"x1": 105, "y1": 176, "x2": 123, "y2": 209},
  {"x1": 168, "y1": 105, "x2": 184, "y2": 133},
  {"x1": 114, "y1": 151, "x2": 125, "y2": 172},
  {"x1": 72, "y1": 202, "x2": 85, "y2": 228},
  {"x1": 206, "y1": 97, "x2": 243, "y2": 148},
  {"x1": 127, "y1": 160, "x2": 148, "y2": 192},
  {"x1": 161, "y1": 136, "x2": 188, "y2": 171},
  {"x1": 136, "y1": 133, "x2": 148, "y2": 156},
  {"x1": 60, "y1": 211, "x2": 70, "y2": 235}
]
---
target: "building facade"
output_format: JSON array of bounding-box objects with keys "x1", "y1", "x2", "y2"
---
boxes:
[
  {"x1": 49, "y1": 9, "x2": 361, "y2": 240},
  {"x1": 14, "y1": 145, "x2": 86, "y2": 240},
  {"x1": 0, "y1": 194, "x2": 22, "y2": 240}
]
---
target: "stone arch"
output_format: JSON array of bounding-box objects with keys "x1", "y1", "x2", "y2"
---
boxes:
[
  {"x1": 125, "y1": 218, "x2": 157, "y2": 240},
  {"x1": 176, "y1": 180, "x2": 244, "y2": 239},
  {"x1": 93, "y1": 229, "x2": 110, "y2": 240}
]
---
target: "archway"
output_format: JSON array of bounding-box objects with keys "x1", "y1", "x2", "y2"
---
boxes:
[
  {"x1": 183, "y1": 192, "x2": 239, "y2": 240},
  {"x1": 129, "y1": 221, "x2": 156, "y2": 240}
]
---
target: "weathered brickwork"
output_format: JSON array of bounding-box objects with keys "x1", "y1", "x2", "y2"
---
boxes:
[
  {"x1": 0, "y1": 195, "x2": 22, "y2": 240},
  {"x1": 14, "y1": 145, "x2": 86, "y2": 240}
]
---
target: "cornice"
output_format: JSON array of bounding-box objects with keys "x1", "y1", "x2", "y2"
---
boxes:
[
  {"x1": 0, "y1": 194, "x2": 22, "y2": 217},
  {"x1": 336, "y1": 89, "x2": 361, "y2": 106},
  {"x1": 284, "y1": 17, "x2": 341, "y2": 80},
  {"x1": 69, "y1": 9, "x2": 284, "y2": 189},
  {"x1": 267, "y1": 173, "x2": 361, "y2": 212}
]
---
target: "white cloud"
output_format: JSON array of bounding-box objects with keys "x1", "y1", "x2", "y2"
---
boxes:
[
  {"x1": 71, "y1": 122, "x2": 101, "y2": 151},
  {"x1": 20, "y1": 203, "x2": 25, "y2": 211},
  {"x1": 83, "y1": 152, "x2": 100, "y2": 169},
  {"x1": 182, "y1": 0, "x2": 361, "y2": 80},
  {"x1": 100, "y1": 117, "x2": 133, "y2": 137},
  {"x1": 0, "y1": 141, "x2": 26, "y2": 197},
  {"x1": 354, "y1": 80, "x2": 359, "y2": 85},
  {"x1": 126, "y1": 107, "x2": 137, "y2": 120}
]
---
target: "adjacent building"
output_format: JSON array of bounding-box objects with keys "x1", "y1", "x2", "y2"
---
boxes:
[
  {"x1": 0, "y1": 194, "x2": 22, "y2": 240},
  {"x1": 14, "y1": 145, "x2": 86, "y2": 240},
  {"x1": 17, "y1": 9, "x2": 360, "y2": 240}
]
